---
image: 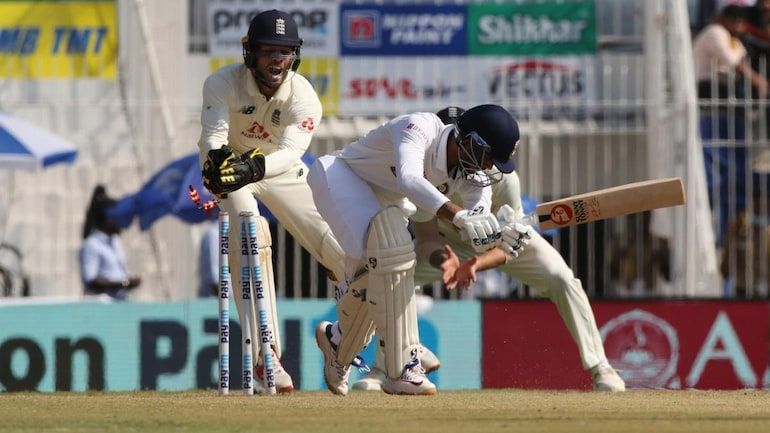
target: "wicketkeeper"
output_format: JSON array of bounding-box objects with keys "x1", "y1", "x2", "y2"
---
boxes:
[{"x1": 198, "y1": 9, "x2": 345, "y2": 393}]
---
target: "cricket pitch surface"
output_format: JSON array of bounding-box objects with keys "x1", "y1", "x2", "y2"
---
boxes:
[{"x1": 1, "y1": 389, "x2": 768, "y2": 433}]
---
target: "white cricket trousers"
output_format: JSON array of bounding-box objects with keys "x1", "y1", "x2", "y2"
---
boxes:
[
  {"x1": 307, "y1": 155, "x2": 385, "y2": 265},
  {"x1": 415, "y1": 223, "x2": 607, "y2": 370}
]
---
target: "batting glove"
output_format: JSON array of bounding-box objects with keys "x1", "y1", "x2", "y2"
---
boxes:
[
  {"x1": 496, "y1": 204, "x2": 525, "y2": 225},
  {"x1": 452, "y1": 206, "x2": 502, "y2": 253},
  {"x1": 501, "y1": 222, "x2": 532, "y2": 260}
]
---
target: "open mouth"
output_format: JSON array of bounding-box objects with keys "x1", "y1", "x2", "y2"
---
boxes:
[{"x1": 266, "y1": 66, "x2": 284, "y2": 81}]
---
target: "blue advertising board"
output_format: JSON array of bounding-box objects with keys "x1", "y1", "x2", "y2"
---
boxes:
[
  {"x1": 0, "y1": 299, "x2": 480, "y2": 392},
  {"x1": 340, "y1": 4, "x2": 467, "y2": 56}
]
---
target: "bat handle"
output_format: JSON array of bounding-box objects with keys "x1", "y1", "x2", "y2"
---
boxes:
[{"x1": 515, "y1": 213, "x2": 540, "y2": 227}]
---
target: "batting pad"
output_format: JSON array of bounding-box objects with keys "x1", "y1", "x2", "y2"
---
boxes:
[
  {"x1": 365, "y1": 206, "x2": 419, "y2": 379},
  {"x1": 253, "y1": 215, "x2": 282, "y2": 360},
  {"x1": 335, "y1": 270, "x2": 376, "y2": 365}
]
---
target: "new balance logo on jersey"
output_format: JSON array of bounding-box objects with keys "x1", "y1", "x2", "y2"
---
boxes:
[
  {"x1": 271, "y1": 109, "x2": 281, "y2": 126},
  {"x1": 276, "y1": 18, "x2": 285, "y2": 35}
]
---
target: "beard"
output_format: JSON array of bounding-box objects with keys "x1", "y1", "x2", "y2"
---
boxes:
[{"x1": 254, "y1": 64, "x2": 289, "y2": 88}]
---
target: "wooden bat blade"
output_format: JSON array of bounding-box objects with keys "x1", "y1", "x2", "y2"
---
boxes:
[{"x1": 535, "y1": 178, "x2": 686, "y2": 230}]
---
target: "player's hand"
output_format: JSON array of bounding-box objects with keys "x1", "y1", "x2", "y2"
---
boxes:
[
  {"x1": 444, "y1": 252, "x2": 479, "y2": 292},
  {"x1": 202, "y1": 146, "x2": 238, "y2": 195},
  {"x1": 496, "y1": 204, "x2": 524, "y2": 225},
  {"x1": 436, "y1": 245, "x2": 460, "y2": 288},
  {"x1": 452, "y1": 206, "x2": 502, "y2": 253},
  {"x1": 501, "y1": 222, "x2": 532, "y2": 260},
  {"x1": 203, "y1": 147, "x2": 265, "y2": 194}
]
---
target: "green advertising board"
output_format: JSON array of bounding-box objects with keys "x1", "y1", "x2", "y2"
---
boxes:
[{"x1": 468, "y1": 2, "x2": 597, "y2": 55}]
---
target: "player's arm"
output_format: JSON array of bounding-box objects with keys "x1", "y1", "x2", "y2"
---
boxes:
[
  {"x1": 80, "y1": 247, "x2": 140, "y2": 291},
  {"x1": 198, "y1": 73, "x2": 234, "y2": 164},
  {"x1": 388, "y1": 116, "x2": 500, "y2": 253},
  {"x1": 445, "y1": 222, "x2": 531, "y2": 290},
  {"x1": 263, "y1": 91, "x2": 322, "y2": 178},
  {"x1": 197, "y1": 74, "x2": 249, "y2": 195}
]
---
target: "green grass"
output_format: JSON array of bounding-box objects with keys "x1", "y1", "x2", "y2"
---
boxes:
[{"x1": 1, "y1": 390, "x2": 769, "y2": 433}]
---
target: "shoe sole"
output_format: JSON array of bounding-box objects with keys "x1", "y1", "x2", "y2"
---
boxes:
[
  {"x1": 382, "y1": 387, "x2": 437, "y2": 396},
  {"x1": 315, "y1": 324, "x2": 347, "y2": 396},
  {"x1": 255, "y1": 384, "x2": 294, "y2": 394},
  {"x1": 593, "y1": 385, "x2": 626, "y2": 392}
]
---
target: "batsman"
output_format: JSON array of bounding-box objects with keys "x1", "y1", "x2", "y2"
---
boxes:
[
  {"x1": 198, "y1": 9, "x2": 344, "y2": 393},
  {"x1": 308, "y1": 104, "x2": 531, "y2": 395},
  {"x1": 351, "y1": 107, "x2": 626, "y2": 393}
]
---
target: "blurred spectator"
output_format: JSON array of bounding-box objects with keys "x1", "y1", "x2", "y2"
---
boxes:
[
  {"x1": 79, "y1": 185, "x2": 141, "y2": 300},
  {"x1": 0, "y1": 243, "x2": 30, "y2": 297},
  {"x1": 694, "y1": 5, "x2": 767, "y2": 100},
  {"x1": 198, "y1": 220, "x2": 218, "y2": 297},
  {"x1": 694, "y1": 5, "x2": 769, "y2": 245},
  {"x1": 742, "y1": 0, "x2": 770, "y2": 136},
  {"x1": 743, "y1": 0, "x2": 770, "y2": 63},
  {"x1": 720, "y1": 177, "x2": 770, "y2": 297},
  {"x1": 607, "y1": 212, "x2": 673, "y2": 297}
]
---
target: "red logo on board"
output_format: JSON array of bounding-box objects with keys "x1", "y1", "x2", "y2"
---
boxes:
[{"x1": 550, "y1": 204, "x2": 573, "y2": 225}]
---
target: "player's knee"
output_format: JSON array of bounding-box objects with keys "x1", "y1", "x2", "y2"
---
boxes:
[{"x1": 366, "y1": 206, "x2": 416, "y2": 275}]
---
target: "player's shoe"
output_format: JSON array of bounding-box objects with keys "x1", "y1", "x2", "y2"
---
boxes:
[
  {"x1": 419, "y1": 345, "x2": 441, "y2": 373},
  {"x1": 352, "y1": 367, "x2": 386, "y2": 391},
  {"x1": 381, "y1": 359, "x2": 437, "y2": 396},
  {"x1": 592, "y1": 365, "x2": 626, "y2": 392},
  {"x1": 315, "y1": 321, "x2": 352, "y2": 396},
  {"x1": 255, "y1": 349, "x2": 294, "y2": 394},
  {"x1": 352, "y1": 344, "x2": 439, "y2": 392}
]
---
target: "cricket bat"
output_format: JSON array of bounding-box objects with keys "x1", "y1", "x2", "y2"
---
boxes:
[{"x1": 526, "y1": 178, "x2": 686, "y2": 230}]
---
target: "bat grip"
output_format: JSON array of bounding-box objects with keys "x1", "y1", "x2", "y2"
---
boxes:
[{"x1": 517, "y1": 213, "x2": 540, "y2": 227}]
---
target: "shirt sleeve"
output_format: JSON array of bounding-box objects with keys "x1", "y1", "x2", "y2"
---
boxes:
[
  {"x1": 79, "y1": 242, "x2": 100, "y2": 284},
  {"x1": 264, "y1": 90, "x2": 322, "y2": 178},
  {"x1": 389, "y1": 115, "x2": 451, "y2": 215},
  {"x1": 455, "y1": 181, "x2": 493, "y2": 214},
  {"x1": 198, "y1": 73, "x2": 234, "y2": 166},
  {"x1": 706, "y1": 26, "x2": 746, "y2": 68}
]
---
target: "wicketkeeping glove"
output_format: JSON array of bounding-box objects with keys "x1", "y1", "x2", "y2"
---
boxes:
[
  {"x1": 452, "y1": 206, "x2": 502, "y2": 253},
  {"x1": 203, "y1": 147, "x2": 266, "y2": 195},
  {"x1": 202, "y1": 146, "x2": 238, "y2": 195}
]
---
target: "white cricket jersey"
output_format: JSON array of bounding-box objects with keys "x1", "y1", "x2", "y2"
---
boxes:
[
  {"x1": 339, "y1": 112, "x2": 492, "y2": 216},
  {"x1": 198, "y1": 63, "x2": 322, "y2": 178}
]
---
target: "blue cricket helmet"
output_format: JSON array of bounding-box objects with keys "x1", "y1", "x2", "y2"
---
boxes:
[{"x1": 456, "y1": 104, "x2": 519, "y2": 174}]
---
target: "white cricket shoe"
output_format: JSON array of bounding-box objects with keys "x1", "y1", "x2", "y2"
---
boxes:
[
  {"x1": 592, "y1": 365, "x2": 626, "y2": 392},
  {"x1": 352, "y1": 367, "x2": 386, "y2": 391},
  {"x1": 255, "y1": 349, "x2": 294, "y2": 394},
  {"x1": 315, "y1": 321, "x2": 351, "y2": 396},
  {"x1": 353, "y1": 344, "x2": 439, "y2": 392},
  {"x1": 419, "y1": 345, "x2": 441, "y2": 373},
  {"x1": 381, "y1": 359, "x2": 437, "y2": 396}
]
